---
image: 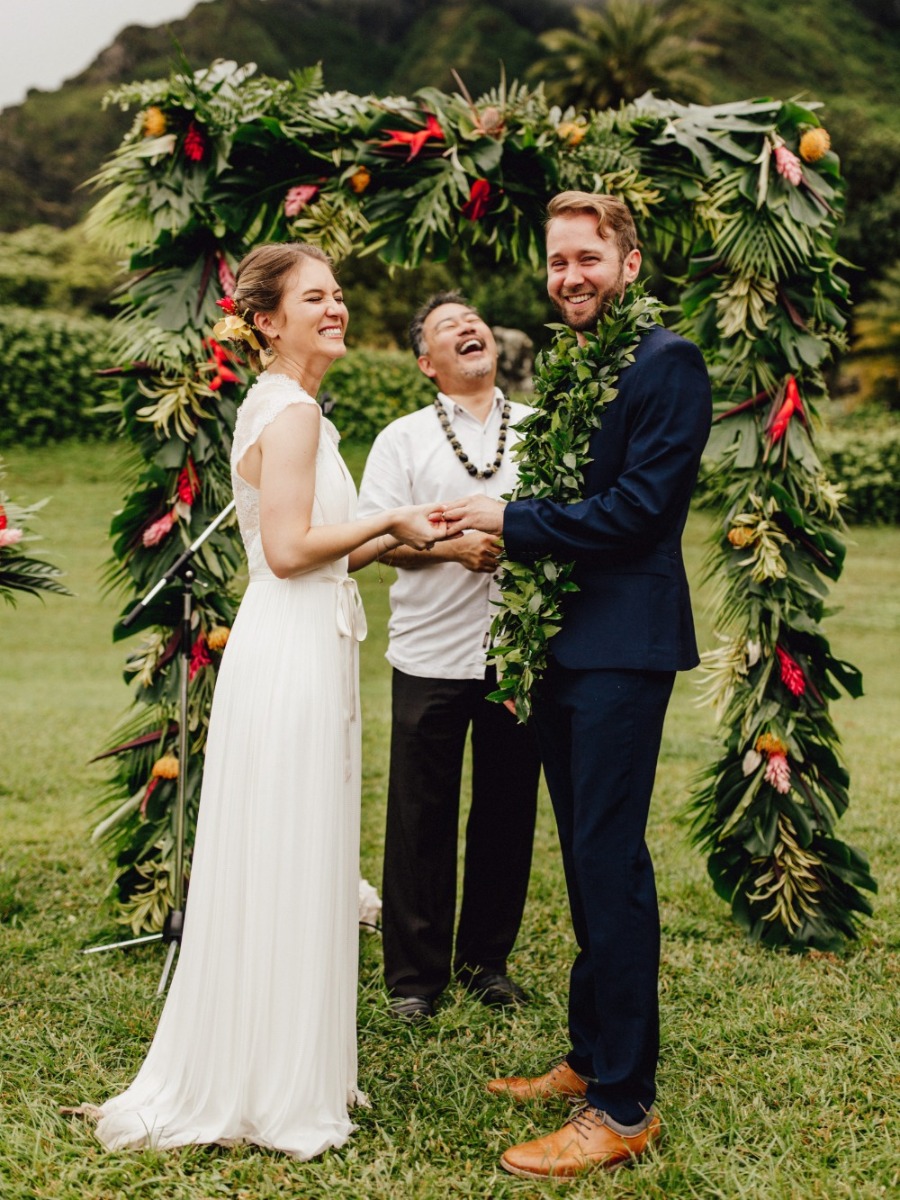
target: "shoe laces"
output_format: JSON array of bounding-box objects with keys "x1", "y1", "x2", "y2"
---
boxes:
[{"x1": 566, "y1": 1102, "x2": 606, "y2": 1135}]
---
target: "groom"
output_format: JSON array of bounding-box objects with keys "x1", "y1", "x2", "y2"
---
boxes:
[{"x1": 441, "y1": 191, "x2": 712, "y2": 1179}]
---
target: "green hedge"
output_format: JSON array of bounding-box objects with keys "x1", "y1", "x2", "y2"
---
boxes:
[
  {"x1": 322, "y1": 348, "x2": 435, "y2": 442},
  {"x1": 819, "y1": 424, "x2": 900, "y2": 524},
  {"x1": 0, "y1": 309, "x2": 434, "y2": 449},
  {"x1": 0, "y1": 307, "x2": 118, "y2": 445}
]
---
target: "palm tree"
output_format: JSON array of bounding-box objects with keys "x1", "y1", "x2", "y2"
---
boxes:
[{"x1": 529, "y1": 0, "x2": 716, "y2": 112}]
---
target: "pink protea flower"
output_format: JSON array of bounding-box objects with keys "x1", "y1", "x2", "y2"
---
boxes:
[
  {"x1": 217, "y1": 253, "x2": 236, "y2": 297},
  {"x1": 764, "y1": 752, "x2": 791, "y2": 794},
  {"x1": 142, "y1": 509, "x2": 177, "y2": 548},
  {"x1": 773, "y1": 143, "x2": 802, "y2": 186},
  {"x1": 0, "y1": 527, "x2": 23, "y2": 548},
  {"x1": 189, "y1": 635, "x2": 212, "y2": 680},
  {"x1": 776, "y1": 645, "x2": 806, "y2": 697},
  {"x1": 284, "y1": 185, "x2": 319, "y2": 217}
]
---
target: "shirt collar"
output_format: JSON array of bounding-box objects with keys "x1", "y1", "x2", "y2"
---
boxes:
[{"x1": 435, "y1": 386, "x2": 505, "y2": 418}]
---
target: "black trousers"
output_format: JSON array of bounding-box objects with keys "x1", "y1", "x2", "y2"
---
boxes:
[
  {"x1": 532, "y1": 661, "x2": 675, "y2": 1126},
  {"x1": 382, "y1": 667, "x2": 541, "y2": 1000}
]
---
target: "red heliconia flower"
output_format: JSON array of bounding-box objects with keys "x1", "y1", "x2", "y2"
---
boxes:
[
  {"x1": 182, "y1": 121, "x2": 207, "y2": 162},
  {"x1": 461, "y1": 178, "x2": 491, "y2": 221},
  {"x1": 177, "y1": 458, "x2": 201, "y2": 506},
  {"x1": 189, "y1": 635, "x2": 212, "y2": 681},
  {"x1": 776, "y1": 645, "x2": 806, "y2": 697},
  {"x1": 768, "y1": 375, "x2": 805, "y2": 443},
  {"x1": 142, "y1": 509, "x2": 177, "y2": 548},
  {"x1": 284, "y1": 185, "x2": 319, "y2": 217},
  {"x1": 379, "y1": 114, "x2": 445, "y2": 162},
  {"x1": 217, "y1": 253, "x2": 236, "y2": 297},
  {"x1": 206, "y1": 337, "x2": 241, "y2": 390},
  {"x1": 215, "y1": 296, "x2": 236, "y2": 314}
]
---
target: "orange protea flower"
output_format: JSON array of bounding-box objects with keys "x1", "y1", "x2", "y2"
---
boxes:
[
  {"x1": 727, "y1": 526, "x2": 755, "y2": 548},
  {"x1": 151, "y1": 753, "x2": 180, "y2": 780},
  {"x1": 756, "y1": 732, "x2": 787, "y2": 756},
  {"x1": 143, "y1": 106, "x2": 167, "y2": 138},
  {"x1": 207, "y1": 625, "x2": 231, "y2": 652},
  {"x1": 799, "y1": 127, "x2": 831, "y2": 163},
  {"x1": 557, "y1": 121, "x2": 587, "y2": 147},
  {"x1": 349, "y1": 166, "x2": 371, "y2": 194}
]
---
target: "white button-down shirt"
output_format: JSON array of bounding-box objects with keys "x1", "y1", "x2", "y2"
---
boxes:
[{"x1": 357, "y1": 388, "x2": 532, "y2": 680}]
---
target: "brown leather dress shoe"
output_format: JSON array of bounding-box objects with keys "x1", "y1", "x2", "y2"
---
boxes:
[
  {"x1": 500, "y1": 1105, "x2": 661, "y2": 1179},
  {"x1": 486, "y1": 1059, "x2": 588, "y2": 1101}
]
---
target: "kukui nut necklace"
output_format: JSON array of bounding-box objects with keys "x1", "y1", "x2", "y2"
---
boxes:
[{"x1": 433, "y1": 395, "x2": 511, "y2": 479}]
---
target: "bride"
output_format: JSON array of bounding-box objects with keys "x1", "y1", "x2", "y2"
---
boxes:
[{"x1": 93, "y1": 242, "x2": 446, "y2": 1158}]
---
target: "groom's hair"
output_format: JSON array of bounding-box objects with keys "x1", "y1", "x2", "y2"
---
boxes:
[
  {"x1": 408, "y1": 291, "x2": 471, "y2": 357},
  {"x1": 546, "y1": 191, "x2": 639, "y2": 262}
]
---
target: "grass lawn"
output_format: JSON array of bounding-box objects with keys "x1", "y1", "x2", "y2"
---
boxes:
[{"x1": 0, "y1": 440, "x2": 897, "y2": 1199}]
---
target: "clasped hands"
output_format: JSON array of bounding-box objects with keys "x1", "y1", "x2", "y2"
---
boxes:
[{"x1": 393, "y1": 495, "x2": 506, "y2": 555}]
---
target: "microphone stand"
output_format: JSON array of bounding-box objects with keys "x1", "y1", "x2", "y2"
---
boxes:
[{"x1": 84, "y1": 501, "x2": 236, "y2": 997}]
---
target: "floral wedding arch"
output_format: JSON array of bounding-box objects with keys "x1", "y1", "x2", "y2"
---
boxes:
[{"x1": 89, "y1": 60, "x2": 875, "y2": 950}]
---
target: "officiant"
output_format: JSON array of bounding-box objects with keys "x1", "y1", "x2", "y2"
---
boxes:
[{"x1": 357, "y1": 292, "x2": 541, "y2": 1021}]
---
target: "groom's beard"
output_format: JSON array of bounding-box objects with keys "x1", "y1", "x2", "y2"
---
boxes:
[{"x1": 551, "y1": 265, "x2": 627, "y2": 332}]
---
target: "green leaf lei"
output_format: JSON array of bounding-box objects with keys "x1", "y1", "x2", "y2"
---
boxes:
[{"x1": 490, "y1": 284, "x2": 664, "y2": 721}]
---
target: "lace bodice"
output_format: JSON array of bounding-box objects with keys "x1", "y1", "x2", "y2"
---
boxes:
[{"x1": 230, "y1": 372, "x2": 357, "y2": 581}]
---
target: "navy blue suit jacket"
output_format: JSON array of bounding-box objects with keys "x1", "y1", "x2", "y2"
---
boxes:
[{"x1": 503, "y1": 324, "x2": 712, "y2": 672}]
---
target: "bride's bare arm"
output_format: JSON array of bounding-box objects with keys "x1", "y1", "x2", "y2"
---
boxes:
[{"x1": 255, "y1": 404, "x2": 444, "y2": 578}]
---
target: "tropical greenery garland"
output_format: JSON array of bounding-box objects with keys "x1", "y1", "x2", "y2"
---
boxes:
[
  {"x1": 83, "y1": 57, "x2": 874, "y2": 949},
  {"x1": 490, "y1": 287, "x2": 664, "y2": 721},
  {"x1": 0, "y1": 458, "x2": 70, "y2": 605}
]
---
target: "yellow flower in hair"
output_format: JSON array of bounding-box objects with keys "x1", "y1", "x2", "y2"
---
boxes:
[
  {"x1": 207, "y1": 625, "x2": 231, "y2": 651},
  {"x1": 212, "y1": 313, "x2": 262, "y2": 352},
  {"x1": 143, "y1": 106, "x2": 168, "y2": 138},
  {"x1": 151, "y1": 753, "x2": 180, "y2": 780}
]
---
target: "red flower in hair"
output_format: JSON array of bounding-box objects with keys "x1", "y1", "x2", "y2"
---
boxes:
[
  {"x1": 215, "y1": 297, "x2": 236, "y2": 314},
  {"x1": 461, "y1": 178, "x2": 491, "y2": 221},
  {"x1": 379, "y1": 114, "x2": 444, "y2": 161},
  {"x1": 183, "y1": 121, "x2": 207, "y2": 162},
  {"x1": 776, "y1": 645, "x2": 806, "y2": 697}
]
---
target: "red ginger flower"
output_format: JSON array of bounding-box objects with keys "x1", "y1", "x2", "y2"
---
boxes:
[
  {"x1": 177, "y1": 458, "x2": 201, "y2": 506},
  {"x1": 461, "y1": 178, "x2": 491, "y2": 221},
  {"x1": 182, "y1": 121, "x2": 206, "y2": 162},
  {"x1": 379, "y1": 114, "x2": 444, "y2": 161},
  {"x1": 0, "y1": 505, "x2": 6, "y2": 530},
  {"x1": 217, "y1": 253, "x2": 236, "y2": 297},
  {"x1": 774, "y1": 142, "x2": 802, "y2": 186},
  {"x1": 764, "y1": 752, "x2": 791, "y2": 794},
  {"x1": 768, "y1": 375, "x2": 805, "y2": 443},
  {"x1": 284, "y1": 185, "x2": 319, "y2": 217},
  {"x1": 189, "y1": 635, "x2": 212, "y2": 681},
  {"x1": 216, "y1": 296, "x2": 236, "y2": 315},
  {"x1": 776, "y1": 645, "x2": 806, "y2": 697},
  {"x1": 142, "y1": 509, "x2": 177, "y2": 548}
]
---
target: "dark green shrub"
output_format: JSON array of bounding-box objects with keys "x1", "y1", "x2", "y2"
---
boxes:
[
  {"x1": 0, "y1": 307, "x2": 118, "y2": 446},
  {"x1": 322, "y1": 348, "x2": 435, "y2": 442},
  {"x1": 819, "y1": 424, "x2": 900, "y2": 524}
]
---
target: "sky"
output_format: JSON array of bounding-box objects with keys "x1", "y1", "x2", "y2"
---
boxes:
[{"x1": 0, "y1": 0, "x2": 203, "y2": 111}]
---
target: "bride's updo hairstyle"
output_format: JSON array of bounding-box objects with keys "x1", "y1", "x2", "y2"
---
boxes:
[{"x1": 231, "y1": 242, "x2": 333, "y2": 372}]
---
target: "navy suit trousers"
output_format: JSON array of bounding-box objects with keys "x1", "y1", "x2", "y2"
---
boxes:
[{"x1": 532, "y1": 660, "x2": 674, "y2": 1125}]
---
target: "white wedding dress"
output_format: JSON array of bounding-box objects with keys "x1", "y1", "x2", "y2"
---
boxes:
[{"x1": 95, "y1": 373, "x2": 367, "y2": 1158}]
